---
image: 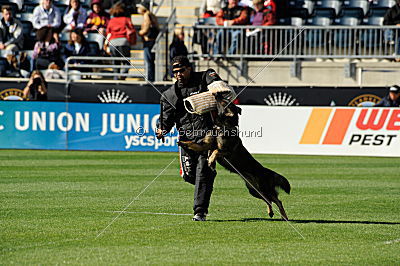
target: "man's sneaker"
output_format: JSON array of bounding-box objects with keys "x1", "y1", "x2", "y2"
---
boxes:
[{"x1": 192, "y1": 213, "x2": 207, "y2": 221}]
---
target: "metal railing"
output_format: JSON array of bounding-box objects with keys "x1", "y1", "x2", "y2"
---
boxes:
[
  {"x1": 65, "y1": 56, "x2": 144, "y2": 84},
  {"x1": 151, "y1": 8, "x2": 176, "y2": 81},
  {"x1": 189, "y1": 25, "x2": 400, "y2": 59}
]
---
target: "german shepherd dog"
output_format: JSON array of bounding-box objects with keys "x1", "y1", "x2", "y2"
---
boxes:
[{"x1": 178, "y1": 92, "x2": 291, "y2": 220}]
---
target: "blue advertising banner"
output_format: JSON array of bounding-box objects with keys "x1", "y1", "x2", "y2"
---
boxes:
[{"x1": 0, "y1": 102, "x2": 179, "y2": 152}]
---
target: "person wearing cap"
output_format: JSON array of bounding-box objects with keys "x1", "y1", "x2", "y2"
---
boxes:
[
  {"x1": 84, "y1": 0, "x2": 110, "y2": 35},
  {"x1": 374, "y1": 85, "x2": 400, "y2": 107},
  {"x1": 156, "y1": 55, "x2": 223, "y2": 221},
  {"x1": 137, "y1": 1, "x2": 159, "y2": 82}
]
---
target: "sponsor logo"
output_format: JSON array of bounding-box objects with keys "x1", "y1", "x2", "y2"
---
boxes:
[
  {"x1": 300, "y1": 108, "x2": 399, "y2": 146},
  {"x1": 97, "y1": 89, "x2": 132, "y2": 103},
  {"x1": 264, "y1": 92, "x2": 300, "y2": 106},
  {"x1": 0, "y1": 88, "x2": 25, "y2": 101},
  {"x1": 348, "y1": 94, "x2": 381, "y2": 107}
]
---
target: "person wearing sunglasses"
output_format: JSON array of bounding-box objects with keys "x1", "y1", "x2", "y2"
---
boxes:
[{"x1": 156, "y1": 55, "x2": 224, "y2": 221}]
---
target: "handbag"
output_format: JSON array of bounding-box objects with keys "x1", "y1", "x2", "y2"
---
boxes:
[{"x1": 126, "y1": 18, "x2": 137, "y2": 45}]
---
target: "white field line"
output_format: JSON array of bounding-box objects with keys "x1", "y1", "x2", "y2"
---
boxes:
[
  {"x1": 384, "y1": 238, "x2": 400, "y2": 245},
  {"x1": 108, "y1": 210, "x2": 193, "y2": 216}
]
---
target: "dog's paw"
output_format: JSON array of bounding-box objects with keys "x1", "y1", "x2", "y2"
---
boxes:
[{"x1": 268, "y1": 211, "x2": 274, "y2": 218}]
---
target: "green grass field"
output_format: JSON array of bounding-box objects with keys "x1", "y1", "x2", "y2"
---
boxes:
[{"x1": 1, "y1": 150, "x2": 399, "y2": 265}]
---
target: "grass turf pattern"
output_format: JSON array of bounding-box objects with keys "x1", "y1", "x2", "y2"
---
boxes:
[{"x1": 0, "y1": 150, "x2": 399, "y2": 264}]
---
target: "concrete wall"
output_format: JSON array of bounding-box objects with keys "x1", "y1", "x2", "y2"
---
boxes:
[{"x1": 196, "y1": 59, "x2": 400, "y2": 87}]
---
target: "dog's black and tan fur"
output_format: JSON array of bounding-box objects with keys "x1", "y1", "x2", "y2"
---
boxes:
[{"x1": 179, "y1": 92, "x2": 291, "y2": 220}]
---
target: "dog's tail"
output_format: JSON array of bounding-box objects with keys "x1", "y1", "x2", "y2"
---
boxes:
[{"x1": 272, "y1": 172, "x2": 291, "y2": 194}]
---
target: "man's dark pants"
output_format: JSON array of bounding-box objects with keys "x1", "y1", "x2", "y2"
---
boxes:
[{"x1": 179, "y1": 146, "x2": 216, "y2": 214}]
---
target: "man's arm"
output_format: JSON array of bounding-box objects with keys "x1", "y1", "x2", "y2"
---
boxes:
[
  {"x1": 51, "y1": 6, "x2": 61, "y2": 28},
  {"x1": 232, "y1": 8, "x2": 249, "y2": 25},
  {"x1": 374, "y1": 98, "x2": 386, "y2": 107},
  {"x1": 156, "y1": 94, "x2": 176, "y2": 139},
  {"x1": 32, "y1": 7, "x2": 42, "y2": 29}
]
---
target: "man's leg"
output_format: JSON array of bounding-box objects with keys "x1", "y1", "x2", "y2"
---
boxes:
[
  {"x1": 179, "y1": 146, "x2": 197, "y2": 185},
  {"x1": 213, "y1": 29, "x2": 224, "y2": 55},
  {"x1": 228, "y1": 29, "x2": 242, "y2": 55},
  {"x1": 193, "y1": 152, "x2": 217, "y2": 217}
]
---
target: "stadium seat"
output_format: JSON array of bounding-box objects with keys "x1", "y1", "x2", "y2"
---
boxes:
[
  {"x1": 342, "y1": 0, "x2": 370, "y2": 16},
  {"x1": 307, "y1": 10, "x2": 333, "y2": 49},
  {"x1": 366, "y1": 15, "x2": 384, "y2": 26},
  {"x1": 291, "y1": 17, "x2": 304, "y2": 26},
  {"x1": 315, "y1": 0, "x2": 342, "y2": 17},
  {"x1": 23, "y1": 0, "x2": 40, "y2": 13},
  {"x1": 86, "y1": 33, "x2": 105, "y2": 50},
  {"x1": 0, "y1": 1, "x2": 19, "y2": 15},
  {"x1": 0, "y1": 57, "x2": 8, "y2": 77},
  {"x1": 336, "y1": 9, "x2": 362, "y2": 25},
  {"x1": 21, "y1": 20, "x2": 35, "y2": 50},
  {"x1": 288, "y1": 0, "x2": 315, "y2": 19},
  {"x1": 371, "y1": 0, "x2": 395, "y2": 8}
]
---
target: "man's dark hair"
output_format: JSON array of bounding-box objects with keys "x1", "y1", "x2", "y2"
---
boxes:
[
  {"x1": 1, "y1": 5, "x2": 12, "y2": 12},
  {"x1": 171, "y1": 55, "x2": 191, "y2": 68}
]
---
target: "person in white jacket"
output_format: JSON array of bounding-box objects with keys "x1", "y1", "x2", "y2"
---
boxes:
[
  {"x1": 32, "y1": 0, "x2": 61, "y2": 30},
  {"x1": 63, "y1": 0, "x2": 88, "y2": 32}
]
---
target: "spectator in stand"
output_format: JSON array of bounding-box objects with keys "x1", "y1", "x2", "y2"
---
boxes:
[
  {"x1": 374, "y1": 85, "x2": 400, "y2": 107},
  {"x1": 213, "y1": 0, "x2": 249, "y2": 55},
  {"x1": 32, "y1": 0, "x2": 61, "y2": 42},
  {"x1": 200, "y1": 0, "x2": 223, "y2": 17},
  {"x1": 32, "y1": 27, "x2": 62, "y2": 70},
  {"x1": 169, "y1": 27, "x2": 188, "y2": 77},
  {"x1": 383, "y1": 0, "x2": 400, "y2": 60},
  {"x1": 64, "y1": 28, "x2": 90, "y2": 64},
  {"x1": 44, "y1": 61, "x2": 66, "y2": 79},
  {"x1": 247, "y1": 0, "x2": 276, "y2": 54},
  {"x1": 63, "y1": 0, "x2": 88, "y2": 32},
  {"x1": 239, "y1": 0, "x2": 253, "y2": 8},
  {"x1": 23, "y1": 70, "x2": 48, "y2": 101},
  {"x1": 0, "y1": 6, "x2": 23, "y2": 54},
  {"x1": 85, "y1": 0, "x2": 110, "y2": 35},
  {"x1": 105, "y1": 2, "x2": 136, "y2": 80},
  {"x1": 137, "y1": 1, "x2": 159, "y2": 82},
  {"x1": 383, "y1": 0, "x2": 400, "y2": 25}
]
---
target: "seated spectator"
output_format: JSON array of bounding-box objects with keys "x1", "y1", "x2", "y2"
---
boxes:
[
  {"x1": 63, "y1": 0, "x2": 88, "y2": 32},
  {"x1": 32, "y1": 27, "x2": 62, "y2": 70},
  {"x1": 23, "y1": 70, "x2": 48, "y2": 101},
  {"x1": 44, "y1": 62, "x2": 66, "y2": 79},
  {"x1": 200, "y1": 0, "x2": 223, "y2": 17},
  {"x1": 32, "y1": 0, "x2": 61, "y2": 40},
  {"x1": 105, "y1": 2, "x2": 136, "y2": 80},
  {"x1": 0, "y1": 5, "x2": 23, "y2": 54},
  {"x1": 374, "y1": 85, "x2": 400, "y2": 107},
  {"x1": 246, "y1": 0, "x2": 276, "y2": 54},
  {"x1": 169, "y1": 27, "x2": 188, "y2": 77},
  {"x1": 213, "y1": 0, "x2": 249, "y2": 55},
  {"x1": 85, "y1": 0, "x2": 110, "y2": 36},
  {"x1": 64, "y1": 29, "x2": 90, "y2": 64}
]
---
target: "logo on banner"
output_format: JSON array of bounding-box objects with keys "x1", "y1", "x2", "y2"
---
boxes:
[
  {"x1": 299, "y1": 108, "x2": 399, "y2": 146},
  {"x1": 0, "y1": 88, "x2": 25, "y2": 101},
  {"x1": 264, "y1": 92, "x2": 299, "y2": 106},
  {"x1": 97, "y1": 89, "x2": 132, "y2": 103},
  {"x1": 348, "y1": 94, "x2": 381, "y2": 107}
]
